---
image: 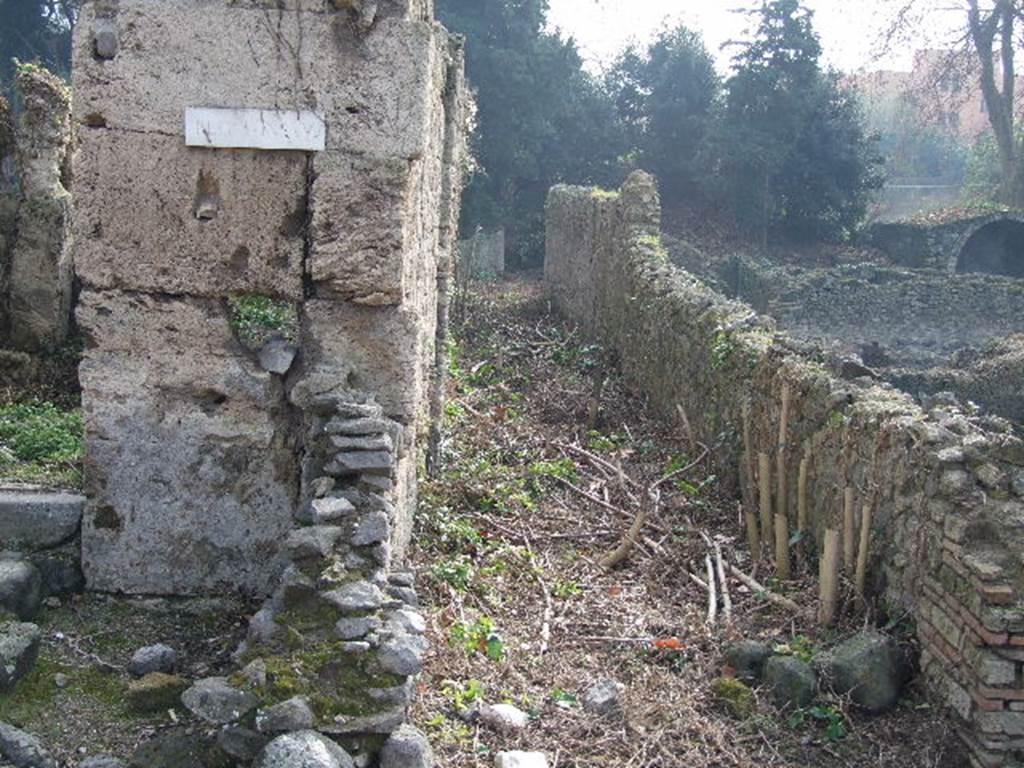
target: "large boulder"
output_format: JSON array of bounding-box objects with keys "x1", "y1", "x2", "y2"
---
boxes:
[
  {"x1": 379, "y1": 724, "x2": 434, "y2": 768},
  {"x1": 763, "y1": 656, "x2": 817, "y2": 711},
  {"x1": 0, "y1": 559, "x2": 42, "y2": 620},
  {"x1": 0, "y1": 722, "x2": 56, "y2": 768},
  {"x1": 819, "y1": 632, "x2": 911, "y2": 714},
  {"x1": 255, "y1": 731, "x2": 355, "y2": 768},
  {"x1": 0, "y1": 622, "x2": 41, "y2": 692}
]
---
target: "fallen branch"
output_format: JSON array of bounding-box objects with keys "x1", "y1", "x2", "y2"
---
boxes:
[
  {"x1": 600, "y1": 490, "x2": 660, "y2": 570},
  {"x1": 727, "y1": 563, "x2": 801, "y2": 613}
]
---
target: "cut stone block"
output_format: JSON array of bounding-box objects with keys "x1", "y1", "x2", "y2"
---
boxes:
[
  {"x1": 0, "y1": 621, "x2": 42, "y2": 692},
  {"x1": 0, "y1": 490, "x2": 84, "y2": 550},
  {"x1": 77, "y1": 292, "x2": 296, "y2": 596},
  {"x1": 73, "y1": 129, "x2": 306, "y2": 299}
]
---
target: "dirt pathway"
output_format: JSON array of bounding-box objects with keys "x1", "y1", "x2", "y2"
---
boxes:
[{"x1": 410, "y1": 279, "x2": 963, "y2": 768}]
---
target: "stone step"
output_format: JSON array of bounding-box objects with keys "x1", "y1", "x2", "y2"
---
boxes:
[{"x1": 0, "y1": 490, "x2": 85, "y2": 551}]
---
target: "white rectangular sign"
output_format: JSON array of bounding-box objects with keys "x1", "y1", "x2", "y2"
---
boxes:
[{"x1": 185, "y1": 107, "x2": 326, "y2": 151}]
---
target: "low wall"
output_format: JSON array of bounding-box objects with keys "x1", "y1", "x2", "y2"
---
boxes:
[{"x1": 546, "y1": 172, "x2": 1024, "y2": 768}]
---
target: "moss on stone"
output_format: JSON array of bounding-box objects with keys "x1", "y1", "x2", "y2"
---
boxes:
[{"x1": 711, "y1": 676, "x2": 756, "y2": 718}]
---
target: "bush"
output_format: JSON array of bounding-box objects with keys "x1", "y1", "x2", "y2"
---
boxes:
[{"x1": 0, "y1": 400, "x2": 82, "y2": 463}]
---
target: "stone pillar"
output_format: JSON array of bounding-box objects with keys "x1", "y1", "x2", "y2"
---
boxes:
[
  {"x1": 6, "y1": 65, "x2": 73, "y2": 351},
  {"x1": 72, "y1": 0, "x2": 466, "y2": 596}
]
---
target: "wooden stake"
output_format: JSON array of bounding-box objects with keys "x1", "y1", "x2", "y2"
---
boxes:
[
  {"x1": 705, "y1": 554, "x2": 718, "y2": 625},
  {"x1": 776, "y1": 381, "x2": 791, "y2": 523},
  {"x1": 797, "y1": 452, "x2": 809, "y2": 534},
  {"x1": 843, "y1": 487, "x2": 856, "y2": 572},
  {"x1": 819, "y1": 528, "x2": 841, "y2": 626},
  {"x1": 855, "y1": 504, "x2": 873, "y2": 598},
  {"x1": 715, "y1": 542, "x2": 733, "y2": 622},
  {"x1": 742, "y1": 400, "x2": 757, "y2": 520},
  {"x1": 758, "y1": 452, "x2": 773, "y2": 550},
  {"x1": 775, "y1": 513, "x2": 791, "y2": 580},
  {"x1": 744, "y1": 506, "x2": 760, "y2": 559}
]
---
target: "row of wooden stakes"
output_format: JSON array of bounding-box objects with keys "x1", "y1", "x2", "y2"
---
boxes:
[{"x1": 742, "y1": 384, "x2": 874, "y2": 626}]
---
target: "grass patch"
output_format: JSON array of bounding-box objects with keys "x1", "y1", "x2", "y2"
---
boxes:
[
  {"x1": 228, "y1": 294, "x2": 299, "y2": 347},
  {"x1": 0, "y1": 400, "x2": 83, "y2": 489}
]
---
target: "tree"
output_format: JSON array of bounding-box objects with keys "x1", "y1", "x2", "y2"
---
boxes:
[
  {"x1": 710, "y1": 0, "x2": 882, "y2": 242},
  {"x1": 606, "y1": 25, "x2": 720, "y2": 201},
  {"x1": 880, "y1": 0, "x2": 1024, "y2": 205},
  {"x1": 0, "y1": 0, "x2": 77, "y2": 89},
  {"x1": 437, "y1": 0, "x2": 625, "y2": 268}
]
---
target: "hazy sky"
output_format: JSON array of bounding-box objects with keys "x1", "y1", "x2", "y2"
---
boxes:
[{"x1": 546, "y1": 0, "x2": 965, "y2": 75}]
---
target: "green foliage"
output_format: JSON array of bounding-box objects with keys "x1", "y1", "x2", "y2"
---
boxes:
[
  {"x1": 552, "y1": 578, "x2": 582, "y2": 599},
  {"x1": 711, "y1": 676, "x2": 757, "y2": 718},
  {"x1": 228, "y1": 294, "x2": 298, "y2": 345},
  {"x1": 431, "y1": 555, "x2": 476, "y2": 592},
  {"x1": 0, "y1": 400, "x2": 82, "y2": 487},
  {"x1": 606, "y1": 24, "x2": 720, "y2": 201},
  {"x1": 0, "y1": 0, "x2": 76, "y2": 90},
  {"x1": 964, "y1": 133, "x2": 1009, "y2": 204},
  {"x1": 866, "y1": 93, "x2": 968, "y2": 183},
  {"x1": 708, "y1": 0, "x2": 882, "y2": 242},
  {"x1": 450, "y1": 615, "x2": 507, "y2": 662},
  {"x1": 787, "y1": 704, "x2": 847, "y2": 741},
  {"x1": 528, "y1": 457, "x2": 578, "y2": 483},
  {"x1": 437, "y1": 0, "x2": 626, "y2": 268},
  {"x1": 442, "y1": 678, "x2": 486, "y2": 711}
]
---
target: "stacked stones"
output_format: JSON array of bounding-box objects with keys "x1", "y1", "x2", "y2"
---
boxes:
[{"x1": 227, "y1": 390, "x2": 431, "y2": 766}]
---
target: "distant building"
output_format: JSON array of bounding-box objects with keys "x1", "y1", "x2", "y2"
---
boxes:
[{"x1": 851, "y1": 49, "x2": 1017, "y2": 143}]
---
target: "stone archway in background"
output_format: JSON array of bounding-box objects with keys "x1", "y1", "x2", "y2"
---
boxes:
[{"x1": 955, "y1": 216, "x2": 1024, "y2": 278}]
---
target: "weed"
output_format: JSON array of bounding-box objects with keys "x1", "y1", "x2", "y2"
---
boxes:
[
  {"x1": 553, "y1": 579, "x2": 583, "y2": 599},
  {"x1": 0, "y1": 400, "x2": 83, "y2": 488},
  {"x1": 431, "y1": 556, "x2": 475, "y2": 592},
  {"x1": 450, "y1": 615, "x2": 507, "y2": 662},
  {"x1": 710, "y1": 331, "x2": 736, "y2": 370},
  {"x1": 228, "y1": 294, "x2": 298, "y2": 345},
  {"x1": 442, "y1": 678, "x2": 486, "y2": 711},
  {"x1": 787, "y1": 704, "x2": 847, "y2": 741}
]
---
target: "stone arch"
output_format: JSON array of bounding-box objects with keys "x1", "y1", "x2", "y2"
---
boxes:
[{"x1": 953, "y1": 214, "x2": 1024, "y2": 277}]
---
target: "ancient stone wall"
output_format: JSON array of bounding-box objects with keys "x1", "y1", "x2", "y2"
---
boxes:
[
  {"x1": 72, "y1": 0, "x2": 466, "y2": 597},
  {"x1": 867, "y1": 213, "x2": 1024, "y2": 274},
  {"x1": 546, "y1": 172, "x2": 1024, "y2": 768},
  {"x1": 0, "y1": 65, "x2": 74, "y2": 351}
]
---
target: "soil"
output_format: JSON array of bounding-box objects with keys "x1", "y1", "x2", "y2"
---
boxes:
[{"x1": 409, "y1": 278, "x2": 967, "y2": 768}]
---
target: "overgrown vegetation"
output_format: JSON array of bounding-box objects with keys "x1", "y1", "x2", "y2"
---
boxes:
[
  {"x1": 227, "y1": 294, "x2": 299, "y2": 347},
  {"x1": 0, "y1": 400, "x2": 83, "y2": 488}
]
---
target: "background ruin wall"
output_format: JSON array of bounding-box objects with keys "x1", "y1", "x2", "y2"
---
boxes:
[
  {"x1": 71, "y1": 0, "x2": 466, "y2": 597},
  {"x1": 546, "y1": 172, "x2": 1024, "y2": 768}
]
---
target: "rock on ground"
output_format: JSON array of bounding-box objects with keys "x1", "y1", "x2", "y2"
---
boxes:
[
  {"x1": 763, "y1": 656, "x2": 817, "y2": 711},
  {"x1": 128, "y1": 643, "x2": 178, "y2": 677},
  {"x1": 0, "y1": 621, "x2": 41, "y2": 693},
  {"x1": 478, "y1": 703, "x2": 530, "y2": 732},
  {"x1": 256, "y1": 696, "x2": 316, "y2": 733},
  {"x1": 127, "y1": 672, "x2": 189, "y2": 713},
  {"x1": 0, "y1": 721, "x2": 56, "y2": 768},
  {"x1": 819, "y1": 632, "x2": 911, "y2": 713},
  {"x1": 181, "y1": 677, "x2": 259, "y2": 724},
  {"x1": 582, "y1": 678, "x2": 624, "y2": 716},
  {"x1": 255, "y1": 731, "x2": 355, "y2": 768},
  {"x1": 128, "y1": 732, "x2": 231, "y2": 768},
  {"x1": 0, "y1": 559, "x2": 42, "y2": 620},
  {"x1": 80, "y1": 757, "x2": 127, "y2": 768},
  {"x1": 379, "y1": 724, "x2": 434, "y2": 768},
  {"x1": 724, "y1": 640, "x2": 771, "y2": 684},
  {"x1": 217, "y1": 727, "x2": 270, "y2": 764},
  {"x1": 494, "y1": 752, "x2": 549, "y2": 768}
]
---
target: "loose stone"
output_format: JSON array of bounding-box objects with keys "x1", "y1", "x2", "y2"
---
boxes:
[
  {"x1": 377, "y1": 635, "x2": 425, "y2": 677},
  {"x1": 80, "y1": 757, "x2": 127, "y2": 768},
  {"x1": 819, "y1": 632, "x2": 911, "y2": 714},
  {"x1": 478, "y1": 703, "x2": 530, "y2": 732},
  {"x1": 128, "y1": 643, "x2": 178, "y2": 677},
  {"x1": 379, "y1": 724, "x2": 434, "y2": 768},
  {"x1": 724, "y1": 640, "x2": 772, "y2": 684},
  {"x1": 286, "y1": 527, "x2": 346, "y2": 561},
  {"x1": 325, "y1": 451, "x2": 394, "y2": 477},
  {"x1": 258, "y1": 339, "x2": 299, "y2": 375},
  {"x1": 385, "y1": 608, "x2": 426, "y2": 636},
  {"x1": 310, "y1": 496, "x2": 356, "y2": 525},
  {"x1": 581, "y1": 678, "x2": 625, "y2": 716},
  {"x1": 0, "y1": 722, "x2": 56, "y2": 768},
  {"x1": 181, "y1": 677, "x2": 259, "y2": 725},
  {"x1": 126, "y1": 672, "x2": 189, "y2": 713},
  {"x1": 256, "y1": 696, "x2": 316, "y2": 733},
  {"x1": 217, "y1": 727, "x2": 270, "y2": 764},
  {"x1": 335, "y1": 616, "x2": 379, "y2": 640},
  {"x1": 763, "y1": 656, "x2": 817, "y2": 711},
  {"x1": 0, "y1": 621, "x2": 41, "y2": 693},
  {"x1": 324, "y1": 417, "x2": 394, "y2": 436},
  {"x1": 494, "y1": 752, "x2": 549, "y2": 768},
  {"x1": 255, "y1": 730, "x2": 355, "y2": 768},
  {"x1": 0, "y1": 560, "x2": 42, "y2": 621}
]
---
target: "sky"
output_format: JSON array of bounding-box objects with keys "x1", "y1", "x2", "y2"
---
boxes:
[{"x1": 545, "y1": 0, "x2": 965, "y2": 75}]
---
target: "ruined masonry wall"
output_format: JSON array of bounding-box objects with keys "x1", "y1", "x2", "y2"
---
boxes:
[
  {"x1": 0, "y1": 66, "x2": 74, "y2": 351},
  {"x1": 72, "y1": 0, "x2": 466, "y2": 597},
  {"x1": 546, "y1": 173, "x2": 1024, "y2": 768}
]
